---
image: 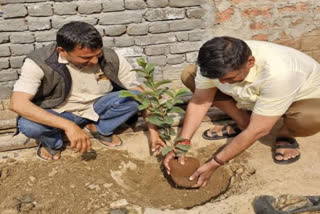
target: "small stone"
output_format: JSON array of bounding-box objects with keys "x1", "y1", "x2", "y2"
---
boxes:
[
  {"x1": 110, "y1": 199, "x2": 129, "y2": 208},
  {"x1": 103, "y1": 183, "x2": 113, "y2": 188},
  {"x1": 109, "y1": 208, "x2": 129, "y2": 214},
  {"x1": 88, "y1": 184, "x2": 96, "y2": 190},
  {"x1": 85, "y1": 182, "x2": 90, "y2": 186},
  {"x1": 29, "y1": 176, "x2": 36, "y2": 182},
  {"x1": 70, "y1": 185, "x2": 75, "y2": 189},
  {"x1": 48, "y1": 169, "x2": 58, "y2": 177},
  {"x1": 20, "y1": 203, "x2": 34, "y2": 212}
]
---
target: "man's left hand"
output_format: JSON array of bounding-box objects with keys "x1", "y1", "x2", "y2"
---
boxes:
[
  {"x1": 150, "y1": 134, "x2": 166, "y2": 153},
  {"x1": 190, "y1": 160, "x2": 219, "y2": 188}
]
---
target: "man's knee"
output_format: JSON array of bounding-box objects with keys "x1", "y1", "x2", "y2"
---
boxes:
[
  {"x1": 181, "y1": 64, "x2": 197, "y2": 93},
  {"x1": 18, "y1": 117, "x2": 52, "y2": 138},
  {"x1": 284, "y1": 99, "x2": 320, "y2": 137},
  {"x1": 128, "y1": 100, "x2": 139, "y2": 113}
]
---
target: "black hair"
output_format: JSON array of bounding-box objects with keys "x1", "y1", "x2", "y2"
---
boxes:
[
  {"x1": 197, "y1": 36, "x2": 252, "y2": 79},
  {"x1": 56, "y1": 21, "x2": 103, "y2": 52}
]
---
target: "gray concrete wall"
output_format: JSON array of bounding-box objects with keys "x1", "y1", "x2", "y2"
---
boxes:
[{"x1": 1, "y1": 0, "x2": 320, "y2": 134}]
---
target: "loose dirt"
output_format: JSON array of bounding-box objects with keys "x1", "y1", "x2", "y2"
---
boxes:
[{"x1": 0, "y1": 121, "x2": 319, "y2": 214}]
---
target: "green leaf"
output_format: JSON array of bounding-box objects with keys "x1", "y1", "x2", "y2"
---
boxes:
[
  {"x1": 155, "y1": 88, "x2": 167, "y2": 97},
  {"x1": 144, "y1": 80, "x2": 154, "y2": 90},
  {"x1": 154, "y1": 80, "x2": 171, "y2": 89},
  {"x1": 174, "y1": 99, "x2": 184, "y2": 104},
  {"x1": 131, "y1": 68, "x2": 145, "y2": 73},
  {"x1": 138, "y1": 98, "x2": 150, "y2": 110},
  {"x1": 119, "y1": 90, "x2": 140, "y2": 102},
  {"x1": 169, "y1": 127, "x2": 176, "y2": 136},
  {"x1": 145, "y1": 64, "x2": 155, "y2": 74},
  {"x1": 175, "y1": 144, "x2": 191, "y2": 152},
  {"x1": 175, "y1": 88, "x2": 190, "y2": 98},
  {"x1": 165, "y1": 90, "x2": 174, "y2": 98},
  {"x1": 163, "y1": 116, "x2": 174, "y2": 125},
  {"x1": 137, "y1": 58, "x2": 147, "y2": 68},
  {"x1": 165, "y1": 100, "x2": 173, "y2": 109},
  {"x1": 161, "y1": 145, "x2": 173, "y2": 156},
  {"x1": 147, "y1": 115, "x2": 164, "y2": 127},
  {"x1": 168, "y1": 106, "x2": 185, "y2": 114}
]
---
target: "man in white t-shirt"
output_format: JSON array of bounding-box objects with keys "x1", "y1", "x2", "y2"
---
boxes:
[
  {"x1": 164, "y1": 36, "x2": 320, "y2": 187},
  {"x1": 9, "y1": 22, "x2": 165, "y2": 161}
]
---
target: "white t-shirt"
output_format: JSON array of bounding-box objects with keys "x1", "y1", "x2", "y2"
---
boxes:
[
  {"x1": 13, "y1": 53, "x2": 140, "y2": 121},
  {"x1": 195, "y1": 40, "x2": 320, "y2": 116}
]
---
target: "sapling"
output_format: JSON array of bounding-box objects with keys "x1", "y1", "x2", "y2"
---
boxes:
[{"x1": 119, "y1": 58, "x2": 191, "y2": 156}]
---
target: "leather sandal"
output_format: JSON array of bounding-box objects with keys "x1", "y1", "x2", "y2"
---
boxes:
[
  {"x1": 85, "y1": 125, "x2": 123, "y2": 148},
  {"x1": 273, "y1": 137, "x2": 300, "y2": 165},
  {"x1": 202, "y1": 123, "x2": 241, "y2": 140}
]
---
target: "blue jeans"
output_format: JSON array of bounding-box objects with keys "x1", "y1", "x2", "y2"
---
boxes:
[{"x1": 18, "y1": 91, "x2": 139, "y2": 150}]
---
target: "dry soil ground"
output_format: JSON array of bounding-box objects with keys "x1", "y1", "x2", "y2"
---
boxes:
[{"x1": 0, "y1": 121, "x2": 319, "y2": 214}]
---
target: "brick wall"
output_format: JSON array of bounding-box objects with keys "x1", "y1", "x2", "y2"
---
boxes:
[{"x1": 1, "y1": 0, "x2": 320, "y2": 133}]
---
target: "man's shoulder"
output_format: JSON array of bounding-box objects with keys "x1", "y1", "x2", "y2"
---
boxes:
[{"x1": 27, "y1": 43, "x2": 57, "y2": 60}]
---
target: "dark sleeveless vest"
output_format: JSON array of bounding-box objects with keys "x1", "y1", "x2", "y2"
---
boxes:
[{"x1": 26, "y1": 43, "x2": 124, "y2": 109}]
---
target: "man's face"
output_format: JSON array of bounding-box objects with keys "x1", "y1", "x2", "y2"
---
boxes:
[
  {"x1": 218, "y1": 56, "x2": 255, "y2": 84},
  {"x1": 57, "y1": 45, "x2": 103, "y2": 68}
]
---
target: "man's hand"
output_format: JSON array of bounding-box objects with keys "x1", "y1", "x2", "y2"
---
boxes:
[
  {"x1": 163, "y1": 151, "x2": 185, "y2": 175},
  {"x1": 64, "y1": 123, "x2": 92, "y2": 154},
  {"x1": 190, "y1": 160, "x2": 219, "y2": 188},
  {"x1": 150, "y1": 134, "x2": 166, "y2": 153}
]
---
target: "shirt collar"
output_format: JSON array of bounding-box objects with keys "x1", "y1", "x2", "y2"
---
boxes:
[
  {"x1": 58, "y1": 54, "x2": 69, "y2": 64},
  {"x1": 243, "y1": 65, "x2": 257, "y2": 83}
]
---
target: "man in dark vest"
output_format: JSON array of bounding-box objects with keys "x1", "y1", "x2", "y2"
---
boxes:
[{"x1": 10, "y1": 21, "x2": 165, "y2": 161}]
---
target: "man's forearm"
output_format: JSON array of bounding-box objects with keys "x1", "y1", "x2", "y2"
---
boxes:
[
  {"x1": 179, "y1": 99, "x2": 212, "y2": 140},
  {"x1": 214, "y1": 129, "x2": 261, "y2": 164}
]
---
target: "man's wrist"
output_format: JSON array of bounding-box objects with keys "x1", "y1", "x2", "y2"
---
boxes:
[
  {"x1": 210, "y1": 155, "x2": 228, "y2": 167},
  {"x1": 175, "y1": 138, "x2": 191, "y2": 145}
]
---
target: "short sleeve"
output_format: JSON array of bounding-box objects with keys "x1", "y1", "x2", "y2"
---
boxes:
[
  {"x1": 116, "y1": 55, "x2": 140, "y2": 89},
  {"x1": 195, "y1": 69, "x2": 217, "y2": 89},
  {"x1": 13, "y1": 58, "x2": 44, "y2": 95}
]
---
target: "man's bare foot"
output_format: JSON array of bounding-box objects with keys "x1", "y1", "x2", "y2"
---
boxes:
[
  {"x1": 274, "y1": 141, "x2": 300, "y2": 161},
  {"x1": 207, "y1": 124, "x2": 239, "y2": 137},
  {"x1": 85, "y1": 124, "x2": 122, "y2": 147},
  {"x1": 273, "y1": 137, "x2": 300, "y2": 164},
  {"x1": 39, "y1": 147, "x2": 61, "y2": 160}
]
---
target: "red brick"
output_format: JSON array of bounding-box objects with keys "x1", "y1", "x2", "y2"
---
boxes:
[
  {"x1": 242, "y1": 7, "x2": 272, "y2": 18},
  {"x1": 274, "y1": 38, "x2": 301, "y2": 50},
  {"x1": 216, "y1": 8, "x2": 234, "y2": 23},
  {"x1": 249, "y1": 22, "x2": 268, "y2": 30},
  {"x1": 304, "y1": 28, "x2": 320, "y2": 36},
  {"x1": 290, "y1": 18, "x2": 304, "y2": 26},
  {"x1": 231, "y1": 0, "x2": 247, "y2": 4},
  {"x1": 278, "y1": 3, "x2": 309, "y2": 13},
  {"x1": 252, "y1": 34, "x2": 269, "y2": 41},
  {"x1": 311, "y1": 50, "x2": 320, "y2": 62},
  {"x1": 301, "y1": 35, "x2": 320, "y2": 51}
]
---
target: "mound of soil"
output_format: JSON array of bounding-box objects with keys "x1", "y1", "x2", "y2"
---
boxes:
[{"x1": 0, "y1": 146, "x2": 233, "y2": 213}]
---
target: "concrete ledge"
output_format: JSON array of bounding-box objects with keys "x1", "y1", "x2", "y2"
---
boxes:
[{"x1": 0, "y1": 107, "x2": 229, "y2": 152}]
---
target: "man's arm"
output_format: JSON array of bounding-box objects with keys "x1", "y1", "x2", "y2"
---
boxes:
[
  {"x1": 180, "y1": 87, "x2": 217, "y2": 140},
  {"x1": 164, "y1": 87, "x2": 217, "y2": 172},
  {"x1": 10, "y1": 92, "x2": 91, "y2": 154},
  {"x1": 190, "y1": 113, "x2": 281, "y2": 187}
]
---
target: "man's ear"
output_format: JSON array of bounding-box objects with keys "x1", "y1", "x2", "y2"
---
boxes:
[
  {"x1": 56, "y1": 47, "x2": 67, "y2": 57},
  {"x1": 247, "y1": 56, "x2": 255, "y2": 68}
]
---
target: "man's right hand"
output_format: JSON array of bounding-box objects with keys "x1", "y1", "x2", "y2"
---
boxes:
[
  {"x1": 64, "y1": 123, "x2": 92, "y2": 154},
  {"x1": 163, "y1": 151, "x2": 185, "y2": 175}
]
